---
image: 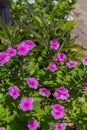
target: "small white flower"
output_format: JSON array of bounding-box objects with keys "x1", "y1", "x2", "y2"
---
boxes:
[
  {"x1": 27, "y1": 0, "x2": 35, "y2": 4},
  {"x1": 66, "y1": 15, "x2": 74, "y2": 21},
  {"x1": 65, "y1": 11, "x2": 74, "y2": 21},
  {"x1": 68, "y1": 0, "x2": 72, "y2": 3},
  {"x1": 13, "y1": 0, "x2": 18, "y2": 3},
  {"x1": 53, "y1": 0, "x2": 57, "y2": 5}
]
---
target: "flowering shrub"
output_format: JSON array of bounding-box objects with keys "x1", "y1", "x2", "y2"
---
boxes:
[
  {"x1": 0, "y1": 0, "x2": 87, "y2": 130},
  {"x1": 0, "y1": 38, "x2": 87, "y2": 130}
]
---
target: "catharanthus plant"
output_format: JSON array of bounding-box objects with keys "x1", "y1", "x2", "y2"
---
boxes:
[
  {"x1": 51, "y1": 104, "x2": 64, "y2": 120},
  {"x1": 48, "y1": 61, "x2": 58, "y2": 72},
  {"x1": 25, "y1": 40, "x2": 36, "y2": 51},
  {"x1": 0, "y1": 0, "x2": 87, "y2": 129},
  {"x1": 19, "y1": 98, "x2": 34, "y2": 111},
  {"x1": 82, "y1": 57, "x2": 87, "y2": 65},
  {"x1": 0, "y1": 128, "x2": 5, "y2": 130},
  {"x1": 55, "y1": 123, "x2": 65, "y2": 130},
  {"x1": 6, "y1": 47, "x2": 16, "y2": 57},
  {"x1": 0, "y1": 38, "x2": 87, "y2": 130},
  {"x1": 56, "y1": 53, "x2": 66, "y2": 62},
  {"x1": 50, "y1": 40, "x2": 60, "y2": 50},
  {"x1": 39, "y1": 88, "x2": 51, "y2": 97},
  {"x1": 54, "y1": 87, "x2": 69, "y2": 100},
  {"x1": 82, "y1": 82, "x2": 87, "y2": 91},
  {"x1": 17, "y1": 42, "x2": 30, "y2": 56},
  {"x1": 26, "y1": 77, "x2": 39, "y2": 89},
  {"x1": 67, "y1": 60, "x2": 77, "y2": 68},
  {"x1": 8, "y1": 86, "x2": 20, "y2": 99},
  {"x1": 27, "y1": 120, "x2": 39, "y2": 130},
  {"x1": 0, "y1": 52, "x2": 10, "y2": 66}
]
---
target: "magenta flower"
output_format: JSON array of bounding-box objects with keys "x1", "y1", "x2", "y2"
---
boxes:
[
  {"x1": 51, "y1": 104, "x2": 64, "y2": 120},
  {"x1": 56, "y1": 53, "x2": 66, "y2": 62},
  {"x1": 82, "y1": 82, "x2": 87, "y2": 91},
  {"x1": 17, "y1": 42, "x2": 29, "y2": 56},
  {"x1": 55, "y1": 123, "x2": 65, "y2": 130},
  {"x1": 84, "y1": 82, "x2": 87, "y2": 86},
  {"x1": 70, "y1": 124, "x2": 76, "y2": 128},
  {"x1": 19, "y1": 98, "x2": 34, "y2": 111},
  {"x1": 50, "y1": 40, "x2": 60, "y2": 50},
  {"x1": 0, "y1": 128, "x2": 5, "y2": 130},
  {"x1": 7, "y1": 47, "x2": 16, "y2": 57},
  {"x1": 59, "y1": 61, "x2": 64, "y2": 65},
  {"x1": 82, "y1": 57, "x2": 87, "y2": 65},
  {"x1": 26, "y1": 77, "x2": 39, "y2": 89},
  {"x1": 39, "y1": 88, "x2": 51, "y2": 96},
  {"x1": 25, "y1": 40, "x2": 36, "y2": 51},
  {"x1": 54, "y1": 87, "x2": 69, "y2": 100},
  {"x1": 0, "y1": 52, "x2": 10, "y2": 66},
  {"x1": 8, "y1": 86, "x2": 20, "y2": 99},
  {"x1": 48, "y1": 62, "x2": 58, "y2": 72},
  {"x1": 27, "y1": 120, "x2": 39, "y2": 130},
  {"x1": 67, "y1": 60, "x2": 77, "y2": 68}
]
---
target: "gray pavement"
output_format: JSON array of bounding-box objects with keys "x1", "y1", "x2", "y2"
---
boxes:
[{"x1": 74, "y1": 0, "x2": 87, "y2": 51}]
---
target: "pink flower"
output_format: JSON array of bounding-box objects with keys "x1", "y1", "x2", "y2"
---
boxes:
[
  {"x1": 7, "y1": 47, "x2": 16, "y2": 57},
  {"x1": 48, "y1": 62, "x2": 58, "y2": 72},
  {"x1": 59, "y1": 61, "x2": 64, "y2": 65},
  {"x1": 56, "y1": 53, "x2": 66, "y2": 62},
  {"x1": 70, "y1": 124, "x2": 76, "y2": 128},
  {"x1": 26, "y1": 77, "x2": 39, "y2": 89},
  {"x1": 54, "y1": 87, "x2": 69, "y2": 100},
  {"x1": 19, "y1": 98, "x2": 34, "y2": 111},
  {"x1": 17, "y1": 42, "x2": 29, "y2": 56},
  {"x1": 67, "y1": 60, "x2": 77, "y2": 68},
  {"x1": 82, "y1": 82, "x2": 87, "y2": 91},
  {"x1": 82, "y1": 57, "x2": 87, "y2": 65},
  {"x1": 51, "y1": 104, "x2": 64, "y2": 120},
  {"x1": 0, "y1": 128, "x2": 5, "y2": 130},
  {"x1": 84, "y1": 82, "x2": 87, "y2": 86},
  {"x1": 39, "y1": 88, "x2": 51, "y2": 96},
  {"x1": 50, "y1": 40, "x2": 60, "y2": 50},
  {"x1": 25, "y1": 40, "x2": 36, "y2": 51},
  {"x1": 8, "y1": 86, "x2": 20, "y2": 99},
  {"x1": 27, "y1": 120, "x2": 39, "y2": 130},
  {"x1": 0, "y1": 52, "x2": 10, "y2": 66},
  {"x1": 55, "y1": 123, "x2": 65, "y2": 130}
]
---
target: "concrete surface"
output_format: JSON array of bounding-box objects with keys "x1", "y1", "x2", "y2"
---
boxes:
[{"x1": 74, "y1": 0, "x2": 87, "y2": 50}]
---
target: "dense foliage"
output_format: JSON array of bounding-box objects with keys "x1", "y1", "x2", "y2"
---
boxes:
[{"x1": 0, "y1": 0, "x2": 87, "y2": 130}]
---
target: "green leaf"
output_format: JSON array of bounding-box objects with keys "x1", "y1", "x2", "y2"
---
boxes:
[
  {"x1": 33, "y1": 16, "x2": 43, "y2": 27},
  {"x1": 82, "y1": 103, "x2": 87, "y2": 114},
  {"x1": 33, "y1": 97, "x2": 42, "y2": 112}
]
